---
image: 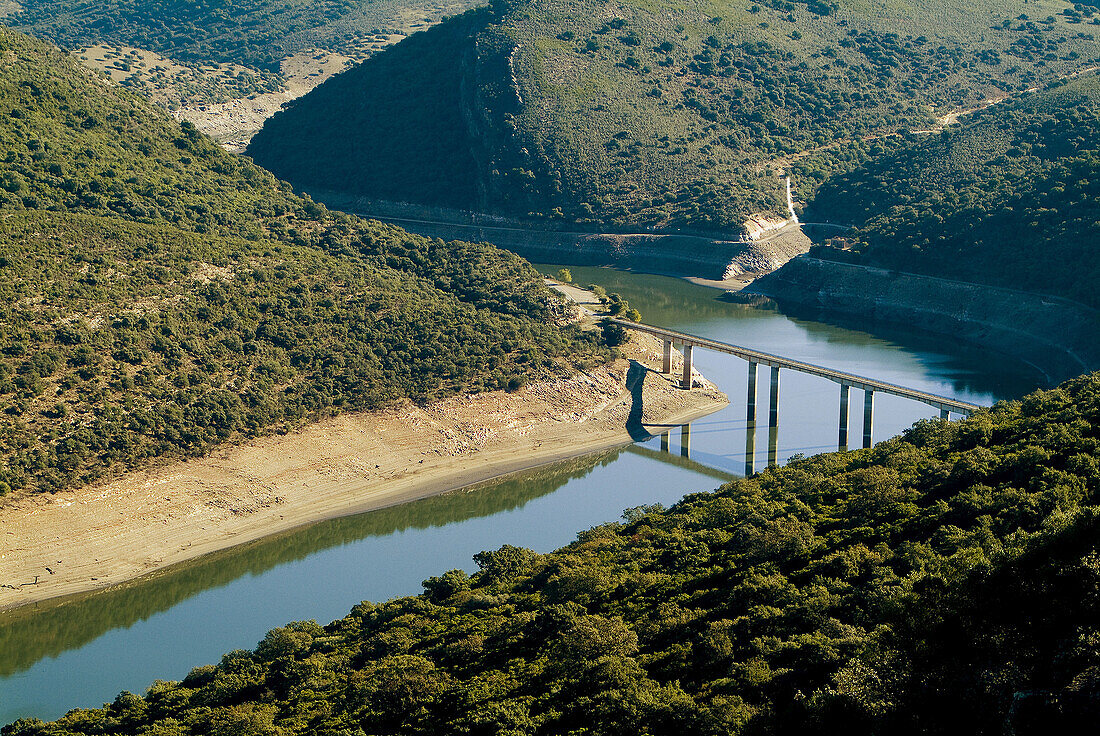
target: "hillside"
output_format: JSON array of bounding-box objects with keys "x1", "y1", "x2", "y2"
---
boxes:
[
  {"x1": 247, "y1": 0, "x2": 1100, "y2": 233},
  {"x1": 0, "y1": 27, "x2": 608, "y2": 496},
  {"x1": 7, "y1": 0, "x2": 481, "y2": 146},
  {"x1": 806, "y1": 72, "x2": 1100, "y2": 308},
  {"x1": 8, "y1": 372, "x2": 1100, "y2": 734},
  {"x1": 9, "y1": 0, "x2": 468, "y2": 74}
]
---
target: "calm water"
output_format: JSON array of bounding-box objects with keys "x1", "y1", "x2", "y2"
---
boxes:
[{"x1": 0, "y1": 268, "x2": 1041, "y2": 724}]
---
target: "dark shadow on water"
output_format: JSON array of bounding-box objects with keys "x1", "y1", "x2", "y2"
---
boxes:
[
  {"x1": 720, "y1": 292, "x2": 1047, "y2": 394},
  {"x1": 537, "y1": 265, "x2": 1040, "y2": 400}
]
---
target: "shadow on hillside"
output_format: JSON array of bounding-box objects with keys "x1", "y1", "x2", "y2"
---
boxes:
[{"x1": 625, "y1": 360, "x2": 654, "y2": 442}]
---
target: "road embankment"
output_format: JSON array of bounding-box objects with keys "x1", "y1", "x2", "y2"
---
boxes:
[
  {"x1": 308, "y1": 192, "x2": 810, "y2": 281},
  {"x1": 748, "y1": 257, "x2": 1100, "y2": 383},
  {"x1": 0, "y1": 332, "x2": 726, "y2": 612}
]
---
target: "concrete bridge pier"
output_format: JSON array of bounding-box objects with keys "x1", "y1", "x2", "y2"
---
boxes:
[
  {"x1": 746, "y1": 361, "x2": 758, "y2": 423},
  {"x1": 608, "y1": 318, "x2": 981, "y2": 463},
  {"x1": 839, "y1": 384, "x2": 851, "y2": 450},
  {"x1": 768, "y1": 425, "x2": 779, "y2": 468},
  {"x1": 680, "y1": 424, "x2": 691, "y2": 458},
  {"x1": 660, "y1": 430, "x2": 670, "y2": 453},
  {"x1": 863, "y1": 389, "x2": 875, "y2": 448},
  {"x1": 768, "y1": 367, "x2": 780, "y2": 427},
  {"x1": 745, "y1": 421, "x2": 756, "y2": 476}
]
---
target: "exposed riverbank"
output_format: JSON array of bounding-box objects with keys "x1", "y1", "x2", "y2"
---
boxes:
[
  {"x1": 0, "y1": 332, "x2": 726, "y2": 612},
  {"x1": 748, "y1": 257, "x2": 1100, "y2": 384}
]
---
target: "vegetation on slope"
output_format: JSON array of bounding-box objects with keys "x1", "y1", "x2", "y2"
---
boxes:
[
  {"x1": 8, "y1": 372, "x2": 1100, "y2": 734},
  {"x1": 0, "y1": 27, "x2": 609, "y2": 496},
  {"x1": 9, "y1": 0, "x2": 482, "y2": 112},
  {"x1": 0, "y1": 450, "x2": 625, "y2": 682},
  {"x1": 807, "y1": 73, "x2": 1100, "y2": 308},
  {"x1": 9, "y1": 0, "x2": 476, "y2": 73},
  {"x1": 248, "y1": 0, "x2": 1100, "y2": 232}
]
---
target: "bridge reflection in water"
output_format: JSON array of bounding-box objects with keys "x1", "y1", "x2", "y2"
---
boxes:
[
  {"x1": 653, "y1": 421, "x2": 774, "y2": 477},
  {"x1": 618, "y1": 318, "x2": 985, "y2": 474}
]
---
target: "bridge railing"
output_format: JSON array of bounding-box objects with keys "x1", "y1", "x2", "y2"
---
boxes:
[{"x1": 609, "y1": 317, "x2": 984, "y2": 456}]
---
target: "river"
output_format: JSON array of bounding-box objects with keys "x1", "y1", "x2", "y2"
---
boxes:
[{"x1": 0, "y1": 266, "x2": 1041, "y2": 725}]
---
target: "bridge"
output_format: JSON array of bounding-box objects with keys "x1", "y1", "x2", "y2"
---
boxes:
[{"x1": 608, "y1": 318, "x2": 983, "y2": 452}]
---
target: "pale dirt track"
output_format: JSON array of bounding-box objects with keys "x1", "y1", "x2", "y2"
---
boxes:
[{"x1": 0, "y1": 332, "x2": 726, "y2": 611}]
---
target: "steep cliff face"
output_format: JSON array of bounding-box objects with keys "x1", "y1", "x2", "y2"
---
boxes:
[{"x1": 749, "y1": 257, "x2": 1100, "y2": 383}]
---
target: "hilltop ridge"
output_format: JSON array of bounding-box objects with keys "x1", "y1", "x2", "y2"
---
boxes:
[{"x1": 248, "y1": 0, "x2": 1100, "y2": 233}]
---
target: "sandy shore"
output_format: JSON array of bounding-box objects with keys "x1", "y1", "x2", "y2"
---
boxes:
[{"x1": 0, "y1": 333, "x2": 726, "y2": 611}]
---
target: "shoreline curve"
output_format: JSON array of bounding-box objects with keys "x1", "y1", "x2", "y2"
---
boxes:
[{"x1": 0, "y1": 332, "x2": 727, "y2": 612}]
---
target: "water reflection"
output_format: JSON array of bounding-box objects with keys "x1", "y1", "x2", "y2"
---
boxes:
[
  {"x1": 745, "y1": 421, "x2": 756, "y2": 476},
  {"x1": 542, "y1": 265, "x2": 1045, "y2": 399},
  {"x1": 0, "y1": 443, "x2": 728, "y2": 724},
  {"x1": 621, "y1": 445, "x2": 736, "y2": 484},
  {"x1": 0, "y1": 266, "x2": 1044, "y2": 725},
  {"x1": 542, "y1": 264, "x2": 1039, "y2": 474},
  {"x1": 0, "y1": 450, "x2": 627, "y2": 681}
]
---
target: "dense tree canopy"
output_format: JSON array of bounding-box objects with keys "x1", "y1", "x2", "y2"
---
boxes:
[
  {"x1": 807, "y1": 73, "x2": 1100, "y2": 308},
  {"x1": 11, "y1": 0, "x2": 429, "y2": 73},
  {"x1": 248, "y1": 0, "x2": 1100, "y2": 232},
  {"x1": 0, "y1": 27, "x2": 608, "y2": 495}
]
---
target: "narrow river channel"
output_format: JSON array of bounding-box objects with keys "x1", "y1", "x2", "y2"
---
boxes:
[{"x1": 0, "y1": 267, "x2": 1043, "y2": 725}]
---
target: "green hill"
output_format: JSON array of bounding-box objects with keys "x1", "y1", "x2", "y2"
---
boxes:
[
  {"x1": 10, "y1": 0, "x2": 365, "y2": 74},
  {"x1": 0, "y1": 27, "x2": 607, "y2": 496},
  {"x1": 9, "y1": 372, "x2": 1100, "y2": 734},
  {"x1": 806, "y1": 73, "x2": 1100, "y2": 308},
  {"x1": 7, "y1": 0, "x2": 483, "y2": 113},
  {"x1": 247, "y1": 0, "x2": 1100, "y2": 232},
  {"x1": 8, "y1": 0, "x2": 477, "y2": 74}
]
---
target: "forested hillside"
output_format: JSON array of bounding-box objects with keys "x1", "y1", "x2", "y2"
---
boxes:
[
  {"x1": 807, "y1": 73, "x2": 1100, "y2": 308},
  {"x1": 7, "y1": 0, "x2": 481, "y2": 119},
  {"x1": 248, "y1": 0, "x2": 1100, "y2": 232},
  {"x1": 8, "y1": 0, "x2": 475, "y2": 73},
  {"x1": 0, "y1": 28, "x2": 607, "y2": 496},
  {"x1": 9, "y1": 372, "x2": 1100, "y2": 734}
]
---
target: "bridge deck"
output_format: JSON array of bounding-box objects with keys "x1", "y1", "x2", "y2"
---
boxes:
[{"x1": 610, "y1": 318, "x2": 983, "y2": 415}]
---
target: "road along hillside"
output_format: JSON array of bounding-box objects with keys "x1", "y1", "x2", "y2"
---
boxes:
[{"x1": 749, "y1": 257, "x2": 1100, "y2": 384}]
